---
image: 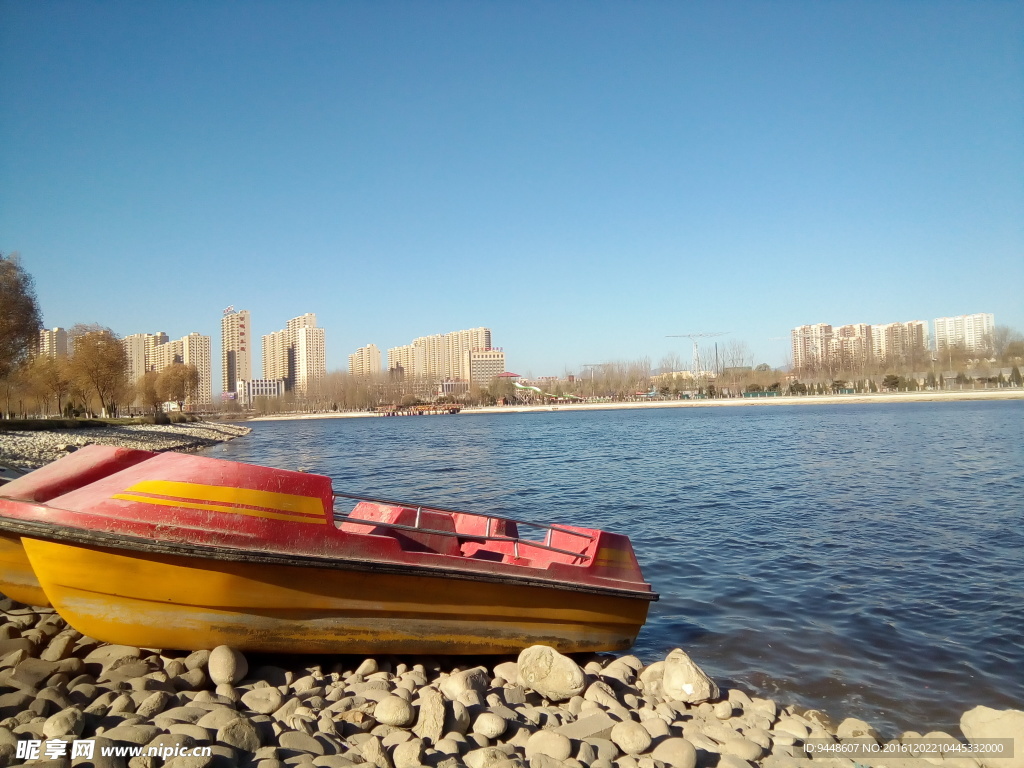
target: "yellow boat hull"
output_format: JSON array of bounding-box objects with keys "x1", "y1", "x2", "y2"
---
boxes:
[
  {"x1": 22, "y1": 538, "x2": 651, "y2": 654},
  {"x1": 0, "y1": 531, "x2": 50, "y2": 607}
]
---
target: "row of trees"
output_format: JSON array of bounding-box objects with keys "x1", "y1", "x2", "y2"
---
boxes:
[{"x1": 0, "y1": 253, "x2": 199, "y2": 418}]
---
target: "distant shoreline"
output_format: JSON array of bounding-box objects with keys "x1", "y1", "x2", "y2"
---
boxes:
[{"x1": 247, "y1": 388, "x2": 1023, "y2": 422}]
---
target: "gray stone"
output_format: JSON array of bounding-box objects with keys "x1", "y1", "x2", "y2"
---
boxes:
[
  {"x1": 526, "y1": 731, "x2": 572, "y2": 761},
  {"x1": 717, "y1": 756, "x2": 754, "y2": 768},
  {"x1": 218, "y1": 716, "x2": 262, "y2": 752},
  {"x1": 392, "y1": 738, "x2": 424, "y2": 768},
  {"x1": 168, "y1": 723, "x2": 213, "y2": 743},
  {"x1": 650, "y1": 738, "x2": 696, "y2": 768},
  {"x1": 773, "y1": 718, "x2": 810, "y2": 740},
  {"x1": 517, "y1": 646, "x2": 585, "y2": 703},
  {"x1": 197, "y1": 708, "x2": 243, "y2": 730},
  {"x1": 610, "y1": 721, "x2": 651, "y2": 756},
  {"x1": 557, "y1": 712, "x2": 617, "y2": 744},
  {"x1": 473, "y1": 712, "x2": 507, "y2": 739},
  {"x1": 374, "y1": 696, "x2": 415, "y2": 728},
  {"x1": 42, "y1": 706, "x2": 85, "y2": 738},
  {"x1": 493, "y1": 662, "x2": 519, "y2": 685},
  {"x1": 357, "y1": 735, "x2": 392, "y2": 768},
  {"x1": 102, "y1": 724, "x2": 162, "y2": 745},
  {"x1": 440, "y1": 668, "x2": 490, "y2": 701},
  {"x1": 243, "y1": 688, "x2": 285, "y2": 715},
  {"x1": 721, "y1": 737, "x2": 763, "y2": 762},
  {"x1": 445, "y1": 700, "x2": 471, "y2": 735},
  {"x1": 208, "y1": 647, "x2": 248, "y2": 686},
  {"x1": 136, "y1": 691, "x2": 174, "y2": 719},
  {"x1": 836, "y1": 717, "x2": 879, "y2": 742},
  {"x1": 661, "y1": 650, "x2": 718, "y2": 705},
  {"x1": 413, "y1": 688, "x2": 445, "y2": 743},
  {"x1": 961, "y1": 706, "x2": 1024, "y2": 768},
  {"x1": 280, "y1": 730, "x2": 326, "y2": 755}
]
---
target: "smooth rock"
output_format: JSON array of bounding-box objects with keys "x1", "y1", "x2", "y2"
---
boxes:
[
  {"x1": 279, "y1": 730, "x2": 326, "y2": 756},
  {"x1": 525, "y1": 731, "x2": 572, "y2": 761},
  {"x1": 440, "y1": 668, "x2": 490, "y2": 701},
  {"x1": 392, "y1": 738, "x2": 424, "y2": 768},
  {"x1": 961, "y1": 706, "x2": 1024, "y2": 768},
  {"x1": 42, "y1": 706, "x2": 85, "y2": 738},
  {"x1": 242, "y1": 688, "x2": 285, "y2": 715},
  {"x1": 494, "y1": 662, "x2": 519, "y2": 685},
  {"x1": 473, "y1": 712, "x2": 508, "y2": 739},
  {"x1": 651, "y1": 738, "x2": 697, "y2": 768},
  {"x1": 836, "y1": 717, "x2": 879, "y2": 742},
  {"x1": 721, "y1": 737, "x2": 763, "y2": 762},
  {"x1": 517, "y1": 646, "x2": 585, "y2": 702},
  {"x1": 208, "y1": 646, "x2": 248, "y2": 686},
  {"x1": 218, "y1": 717, "x2": 261, "y2": 752},
  {"x1": 374, "y1": 696, "x2": 415, "y2": 728},
  {"x1": 610, "y1": 721, "x2": 651, "y2": 756},
  {"x1": 661, "y1": 649, "x2": 719, "y2": 705}
]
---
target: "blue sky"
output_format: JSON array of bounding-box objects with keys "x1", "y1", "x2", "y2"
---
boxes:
[{"x1": 2, "y1": 1, "x2": 1021, "y2": 387}]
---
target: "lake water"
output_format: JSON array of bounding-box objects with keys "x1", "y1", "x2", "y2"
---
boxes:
[{"x1": 205, "y1": 400, "x2": 1024, "y2": 736}]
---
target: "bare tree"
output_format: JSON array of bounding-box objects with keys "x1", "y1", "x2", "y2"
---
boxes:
[
  {"x1": 157, "y1": 364, "x2": 200, "y2": 412},
  {"x1": 27, "y1": 355, "x2": 74, "y2": 416},
  {"x1": 71, "y1": 328, "x2": 130, "y2": 416},
  {"x1": 139, "y1": 371, "x2": 164, "y2": 414}
]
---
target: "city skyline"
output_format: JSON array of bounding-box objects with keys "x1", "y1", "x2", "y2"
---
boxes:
[{"x1": 2, "y1": 3, "x2": 1020, "y2": 383}]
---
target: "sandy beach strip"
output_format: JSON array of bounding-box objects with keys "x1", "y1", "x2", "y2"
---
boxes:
[{"x1": 247, "y1": 388, "x2": 1023, "y2": 422}]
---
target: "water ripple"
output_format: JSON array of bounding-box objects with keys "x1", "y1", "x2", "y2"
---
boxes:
[{"x1": 207, "y1": 401, "x2": 1024, "y2": 736}]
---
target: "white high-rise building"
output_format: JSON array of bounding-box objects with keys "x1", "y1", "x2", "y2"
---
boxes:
[
  {"x1": 121, "y1": 332, "x2": 168, "y2": 384},
  {"x1": 221, "y1": 308, "x2": 252, "y2": 396},
  {"x1": 870, "y1": 321, "x2": 928, "y2": 367},
  {"x1": 387, "y1": 327, "x2": 493, "y2": 382},
  {"x1": 38, "y1": 328, "x2": 70, "y2": 359},
  {"x1": 294, "y1": 326, "x2": 325, "y2": 395},
  {"x1": 349, "y1": 344, "x2": 382, "y2": 377},
  {"x1": 262, "y1": 329, "x2": 289, "y2": 381},
  {"x1": 933, "y1": 313, "x2": 995, "y2": 355},
  {"x1": 262, "y1": 313, "x2": 325, "y2": 393},
  {"x1": 791, "y1": 324, "x2": 833, "y2": 372}
]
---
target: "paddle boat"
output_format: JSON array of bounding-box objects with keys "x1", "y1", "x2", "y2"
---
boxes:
[{"x1": 0, "y1": 445, "x2": 657, "y2": 654}]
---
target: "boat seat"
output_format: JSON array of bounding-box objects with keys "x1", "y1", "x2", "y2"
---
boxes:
[{"x1": 340, "y1": 502, "x2": 461, "y2": 556}]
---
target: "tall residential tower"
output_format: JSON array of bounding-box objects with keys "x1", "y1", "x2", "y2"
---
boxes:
[{"x1": 221, "y1": 307, "x2": 252, "y2": 396}]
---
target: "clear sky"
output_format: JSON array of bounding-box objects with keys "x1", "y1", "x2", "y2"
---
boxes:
[{"x1": 2, "y1": 1, "x2": 1021, "y2": 388}]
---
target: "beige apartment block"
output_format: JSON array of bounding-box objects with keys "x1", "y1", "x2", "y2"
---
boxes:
[
  {"x1": 348, "y1": 344, "x2": 382, "y2": 377},
  {"x1": 221, "y1": 308, "x2": 252, "y2": 395},
  {"x1": 38, "y1": 328, "x2": 70, "y2": 359},
  {"x1": 933, "y1": 313, "x2": 995, "y2": 355},
  {"x1": 263, "y1": 313, "x2": 326, "y2": 393},
  {"x1": 122, "y1": 332, "x2": 169, "y2": 405},
  {"x1": 870, "y1": 321, "x2": 928, "y2": 366},
  {"x1": 791, "y1": 324, "x2": 833, "y2": 372},
  {"x1": 463, "y1": 347, "x2": 505, "y2": 388},
  {"x1": 387, "y1": 327, "x2": 493, "y2": 383}
]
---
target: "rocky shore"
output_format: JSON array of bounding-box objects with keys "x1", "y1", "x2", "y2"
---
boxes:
[
  {"x1": 0, "y1": 598, "x2": 1019, "y2": 768},
  {"x1": 0, "y1": 424, "x2": 252, "y2": 471}
]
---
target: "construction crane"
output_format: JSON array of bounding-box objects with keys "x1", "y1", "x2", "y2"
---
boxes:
[{"x1": 666, "y1": 332, "x2": 729, "y2": 375}]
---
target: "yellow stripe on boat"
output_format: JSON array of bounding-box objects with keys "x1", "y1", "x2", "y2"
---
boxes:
[
  {"x1": 0, "y1": 531, "x2": 50, "y2": 607},
  {"x1": 110, "y1": 480, "x2": 326, "y2": 524},
  {"x1": 22, "y1": 538, "x2": 649, "y2": 654}
]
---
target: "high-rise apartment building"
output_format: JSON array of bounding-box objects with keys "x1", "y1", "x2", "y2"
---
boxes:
[
  {"x1": 221, "y1": 308, "x2": 252, "y2": 396},
  {"x1": 791, "y1": 324, "x2": 833, "y2": 372},
  {"x1": 294, "y1": 326, "x2": 325, "y2": 395},
  {"x1": 933, "y1": 313, "x2": 995, "y2": 355},
  {"x1": 262, "y1": 313, "x2": 326, "y2": 393},
  {"x1": 792, "y1": 319, "x2": 929, "y2": 373},
  {"x1": 870, "y1": 321, "x2": 928, "y2": 366},
  {"x1": 463, "y1": 348, "x2": 506, "y2": 388},
  {"x1": 349, "y1": 344, "x2": 382, "y2": 377},
  {"x1": 386, "y1": 327, "x2": 493, "y2": 382},
  {"x1": 38, "y1": 328, "x2": 70, "y2": 358},
  {"x1": 262, "y1": 329, "x2": 289, "y2": 381},
  {"x1": 121, "y1": 332, "x2": 168, "y2": 386}
]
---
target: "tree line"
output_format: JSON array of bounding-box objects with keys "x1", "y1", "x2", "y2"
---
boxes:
[{"x1": 0, "y1": 254, "x2": 200, "y2": 418}]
